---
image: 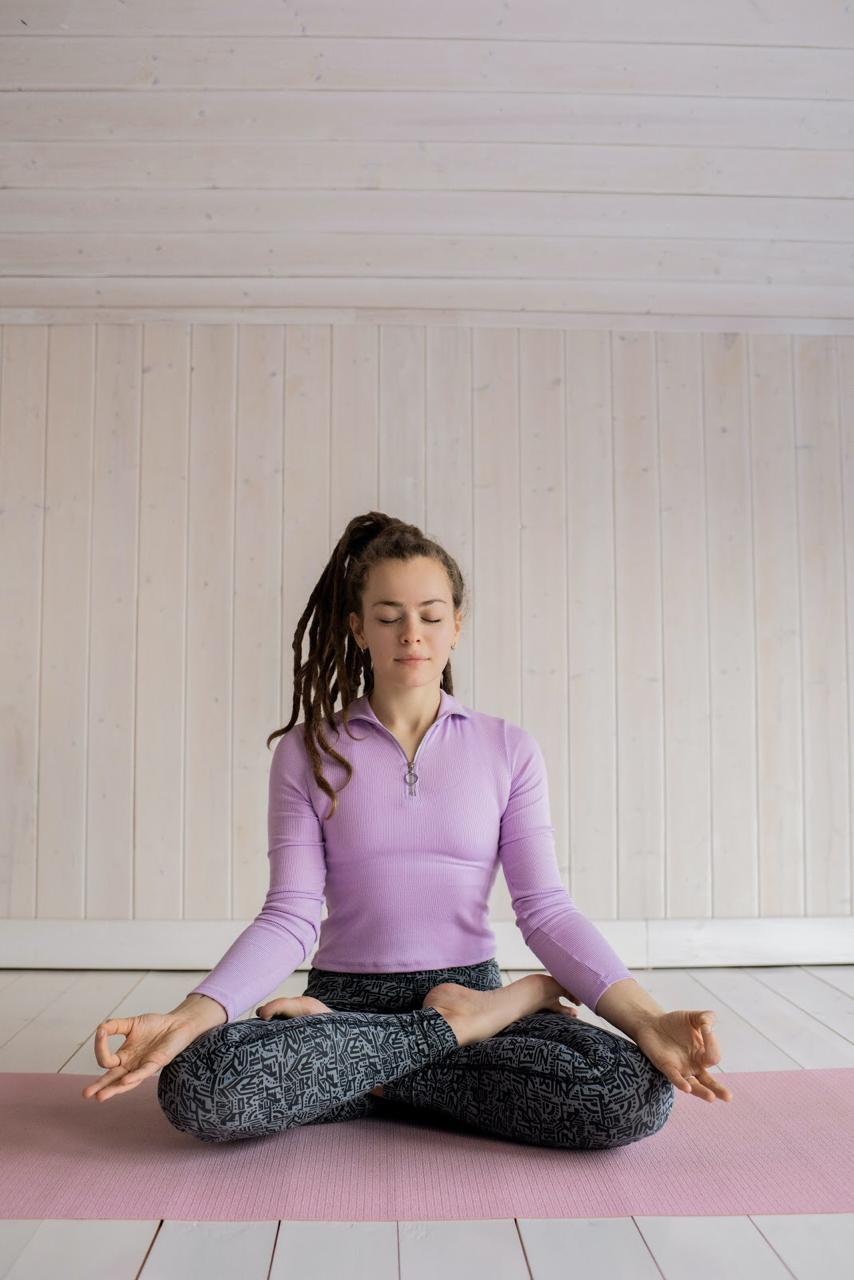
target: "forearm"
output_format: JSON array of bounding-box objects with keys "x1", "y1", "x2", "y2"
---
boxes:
[
  {"x1": 170, "y1": 992, "x2": 228, "y2": 1030},
  {"x1": 594, "y1": 977, "x2": 665, "y2": 1039}
]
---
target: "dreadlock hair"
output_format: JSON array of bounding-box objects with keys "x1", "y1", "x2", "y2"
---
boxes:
[{"x1": 266, "y1": 511, "x2": 469, "y2": 820}]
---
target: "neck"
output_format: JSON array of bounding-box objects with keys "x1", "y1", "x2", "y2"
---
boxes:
[{"x1": 367, "y1": 683, "x2": 442, "y2": 732}]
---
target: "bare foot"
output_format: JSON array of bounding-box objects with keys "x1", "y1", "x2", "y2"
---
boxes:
[
  {"x1": 256, "y1": 995, "x2": 333, "y2": 1020},
  {"x1": 422, "y1": 974, "x2": 572, "y2": 1047}
]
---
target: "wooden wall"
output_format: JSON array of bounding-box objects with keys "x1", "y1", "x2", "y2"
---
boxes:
[{"x1": 1, "y1": 3, "x2": 852, "y2": 963}]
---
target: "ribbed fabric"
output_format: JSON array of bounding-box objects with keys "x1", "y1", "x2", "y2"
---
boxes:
[{"x1": 189, "y1": 689, "x2": 636, "y2": 1023}]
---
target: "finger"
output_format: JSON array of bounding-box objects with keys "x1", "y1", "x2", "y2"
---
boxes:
[
  {"x1": 678, "y1": 1073, "x2": 712, "y2": 1101},
  {"x1": 81, "y1": 1066, "x2": 127, "y2": 1099},
  {"x1": 699, "y1": 1021, "x2": 722, "y2": 1065},
  {"x1": 696, "y1": 1068, "x2": 734, "y2": 1103},
  {"x1": 93, "y1": 1066, "x2": 155, "y2": 1102},
  {"x1": 681, "y1": 1071, "x2": 721, "y2": 1103},
  {"x1": 95, "y1": 1029, "x2": 119, "y2": 1068},
  {"x1": 664, "y1": 1067, "x2": 713, "y2": 1101},
  {"x1": 95, "y1": 1021, "x2": 131, "y2": 1067}
]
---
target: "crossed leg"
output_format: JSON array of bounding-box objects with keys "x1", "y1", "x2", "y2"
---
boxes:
[
  {"x1": 156, "y1": 1004, "x2": 460, "y2": 1143},
  {"x1": 375, "y1": 1009, "x2": 675, "y2": 1150},
  {"x1": 157, "y1": 1001, "x2": 674, "y2": 1150}
]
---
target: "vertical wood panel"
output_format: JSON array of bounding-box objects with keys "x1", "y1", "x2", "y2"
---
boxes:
[
  {"x1": 233, "y1": 325, "x2": 284, "y2": 918},
  {"x1": 1, "y1": 327, "x2": 47, "y2": 917},
  {"x1": 703, "y1": 332, "x2": 757, "y2": 915},
  {"x1": 84, "y1": 324, "x2": 141, "y2": 920},
  {"x1": 426, "y1": 325, "x2": 472, "y2": 703},
  {"x1": 282, "y1": 325, "x2": 331, "y2": 735},
  {"x1": 793, "y1": 336, "x2": 850, "y2": 914},
  {"x1": 565, "y1": 331, "x2": 616, "y2": 917},
  {"x1": 472, "y1": 328, "x2": 519, "y2": 719},
  {"x1": 330, "y1": 323, "x2": 379, "y2": 552},
  {"x1": 657, "y1": 332, "x2": 711, "y2": 918},
  {"x1": 136, "y1": 322, "x2": 190, "y2": 921},
  {"x1": 37, "y1": 328, "x2": 93, "y2": 921},
  {"x1": 185, "y1": 324, "x2": 236, "y2": 918},
  {"x1": 519, "y1": 328, "x2": 568, "y2": 872},
  {"x1": 612, "y1": 332, "x2": 663, "y2": 919},
  {"x1": 838, "y1": 337, "x2": 854, "y2": 901},
  {"x1": 379, "y1": 325, "x2": 424, "y2": 523},
  {"x1": 749, "y1": 334, "x2": 804, "y2": 916}
]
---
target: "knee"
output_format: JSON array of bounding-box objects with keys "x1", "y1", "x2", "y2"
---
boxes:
[
  {"x1": 555, "y1": 1042, "x2": 676, "y2": 1151},
  {"x1": 593, "y1": 1052, "x2": 676, "y2": 1150},
  {"x1": 156, "y1": 1026, "x2": 237, "y2": 1143},
  {"x1": 635, "y1": 1059, "x2": 676, "y2": 1138}
]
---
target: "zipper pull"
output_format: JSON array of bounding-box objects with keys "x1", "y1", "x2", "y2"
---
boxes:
[{"x1": 405, "y1": 760, "x2": 418, "y2": 796}]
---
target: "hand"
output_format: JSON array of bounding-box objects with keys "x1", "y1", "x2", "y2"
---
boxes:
[
  {"x1": 256, "y1": 995, "x2": 333, "y2": 1020},
  {"x1": 633, "y1": 1009, "x2": 734, "y2": 1103},
  {"x1": 541, "y1": 976, "x2": 581, "y2": 1019},
  {"x1": 81, "y1": 1012, "x2": 209, "y2": 1103}
]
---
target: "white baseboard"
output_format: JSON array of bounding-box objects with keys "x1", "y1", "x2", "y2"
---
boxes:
[{"x1": 2, "y1": 916, "x2": 852, "y2": 971}]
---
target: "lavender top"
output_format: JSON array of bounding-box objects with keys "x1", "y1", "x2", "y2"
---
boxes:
[{"x1": 189, "y1": 689, "x2": 635, "y2": 1023}]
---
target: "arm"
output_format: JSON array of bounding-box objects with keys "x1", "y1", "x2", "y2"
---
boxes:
[
  {"x1": 594, "y1": 978, "x2": 665, "y2": 1039},
  {"x1": 169, "y1": 991, "x2": 228, "y2": 1032},
  {"x1": 179, "y1": 728, "x2": 327, "y2": 1025},
  {"x1": 498, "y1": 726, "x2": 641, "y2": 1025}
]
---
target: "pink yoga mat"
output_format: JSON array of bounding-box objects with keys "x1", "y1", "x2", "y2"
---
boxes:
[{"x1": 1, "y1": 1068, "x2": 852, "y2": 1221}]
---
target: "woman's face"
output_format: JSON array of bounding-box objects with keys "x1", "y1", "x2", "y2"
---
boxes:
[{"x1": 349, "y1": 556, "x2": 461, "y2": 684}]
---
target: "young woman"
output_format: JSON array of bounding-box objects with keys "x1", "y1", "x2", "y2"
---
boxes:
[{"x1": 84, "y1": 511, "x2": 731, "y2": 1147}]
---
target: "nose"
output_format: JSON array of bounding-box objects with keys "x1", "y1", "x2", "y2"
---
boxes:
[{"x1": 400, "y1": 617, "x2": 421, "y2": 642}]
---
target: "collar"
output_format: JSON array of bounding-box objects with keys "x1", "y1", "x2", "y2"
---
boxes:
[{"x1": 344, "y1": 686, "x2": 471, "y2": 725}]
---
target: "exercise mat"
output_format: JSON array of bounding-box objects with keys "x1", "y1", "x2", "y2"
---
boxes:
[{"x1": 1, "y1": 1068, "x2": 852, "y2": 1221}]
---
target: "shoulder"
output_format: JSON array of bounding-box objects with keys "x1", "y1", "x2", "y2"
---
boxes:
[
  {"x1": 464, "y1": 707, "x2": 542, "y2": 773},
  {"x1": 269, "y1": 722, "x2": 310, "y2": 776},
  {"x1": 269, "y1": 714, "x2": 349, "y2": 774}
]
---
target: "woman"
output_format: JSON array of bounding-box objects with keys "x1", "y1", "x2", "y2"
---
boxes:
[{"x1": 84, "y1": 511, "x2": 731, "y2": 1147}]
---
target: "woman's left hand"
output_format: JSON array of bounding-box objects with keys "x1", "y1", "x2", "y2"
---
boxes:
[{"x1": 633, "y1": 1009, "x2": 734, "y2": 1103}]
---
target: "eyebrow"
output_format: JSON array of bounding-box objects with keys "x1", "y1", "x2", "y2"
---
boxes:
[{"x1": 371, "y1": 598, "x2": 447, "y2": 607}]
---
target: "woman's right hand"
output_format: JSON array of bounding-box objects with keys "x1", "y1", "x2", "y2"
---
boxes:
[{"x1": 80, "y1": 1011, "x2": 208, "y2": 1103}]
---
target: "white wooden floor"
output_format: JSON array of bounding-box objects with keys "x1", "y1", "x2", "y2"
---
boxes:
[{"x1": 1, "y1": 964, "x2": 852, "y2": 1279}]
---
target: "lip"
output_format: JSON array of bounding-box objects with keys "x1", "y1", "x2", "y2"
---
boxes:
[{"x1": 396, "y1": 657, "x2": 427, "y2": 663}]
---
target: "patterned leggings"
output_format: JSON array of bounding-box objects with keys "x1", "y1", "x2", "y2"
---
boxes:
[{"x1": 157, "y1": 958, "x2": 675, "y2": 1150}]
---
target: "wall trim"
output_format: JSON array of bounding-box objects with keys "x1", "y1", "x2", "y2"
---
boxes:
[
  {"x1": 3, "y1": 918, "x2": 852, "y2": 972},
  {"x1": 3, "y1": 311, "x2": 854, "y2": 334}
]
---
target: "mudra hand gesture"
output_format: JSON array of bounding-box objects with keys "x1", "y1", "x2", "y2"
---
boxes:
[{"x1": 633, "y1": 1009, "x2": 733, "y2": 1103}]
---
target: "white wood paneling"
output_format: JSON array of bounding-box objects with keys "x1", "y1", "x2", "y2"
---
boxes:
[
  {"x1": 2, "y1": 323, "x2": 853, "y2": 962},
  {"x1": 793, "y1": 337, "x2": 850, "y2": 915},
  {"x1": 1, "y1": 4, "x2": 853, "y2": 965},
  {"x1": 1, "y1": 2, "x2": 854, "y2": 326},
  {"x1": 1, "y1": 40, "x2": 854, "y2": 99},
  {"x1": 658, "y1": 332, "x2": 710, "y2": 919},
  {"x1": 704, "y1": 332, "x2": 758, "y2": 915},
  {"x1": 749, "y1": 335, "x2": 803, "y2": 918},
  {"x1": 1, "y1": 0, "x2": 852, "y2": 45},
  {"x1": 136, "y1": 324, "x2": 191, "y2": 921}
]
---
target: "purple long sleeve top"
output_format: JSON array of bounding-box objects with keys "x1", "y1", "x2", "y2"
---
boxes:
[{"x1": 189, "y1": 689, "x2": 636, "y2": 1023}]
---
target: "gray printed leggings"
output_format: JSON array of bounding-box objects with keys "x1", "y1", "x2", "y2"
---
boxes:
[{"x1": 157, "y1": 958, "x2": 675, "y2": 1150}]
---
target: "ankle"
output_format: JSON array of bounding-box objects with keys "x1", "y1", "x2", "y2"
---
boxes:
[{"x1": 426, "y1": 1005, "x2": 467, "y2": 1047}]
